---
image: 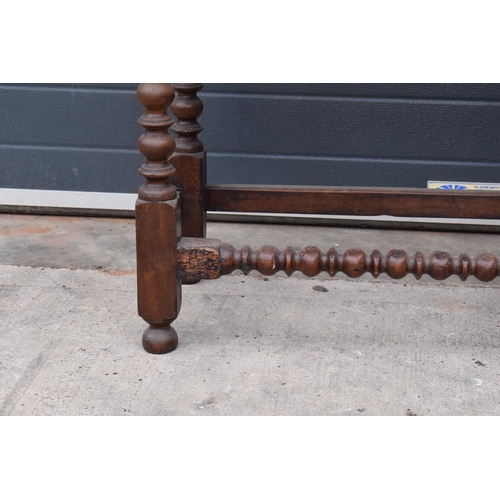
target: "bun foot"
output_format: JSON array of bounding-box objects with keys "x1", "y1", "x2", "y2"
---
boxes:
[{"x1": 142, "y1": 325, "x2": 178, "y2": 354}]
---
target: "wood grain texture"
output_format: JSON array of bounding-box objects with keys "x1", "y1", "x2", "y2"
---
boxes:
[
  {"x1": 136, "y1": 84, "x2": 181, "y2": 354},
  {"x1": 171, "y1": 152, "x2": 207, "y2": 237},
  {"x1": 205, "y1": 184, "x2": 500, "y2": 219},
  {"x1": 170, "y1": 84, "x2": 207, "y2": 284},
  {"x1": 170, "y1": 83, "x2": 206, "y2": 238},
  {"x1": 171, "y1": 83, "x2": 204, "y2": 154},
  {"x1": 178, "y1": 237, "x2": 500, "y2": 282}
]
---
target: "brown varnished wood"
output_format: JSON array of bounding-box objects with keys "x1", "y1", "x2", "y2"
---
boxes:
[
  {"x1": 171, "y1": 153, "x2": 207, "y2": 237},
  {"x1": 178, "y1": 237, "x2": 500, "y2": 283},
  {"x1": 136, "y1": 83, "x2": 500, "y2": 355},
  {"x1": 136, "y1": 83, "x2": 181, "y2": 354},
  {"x1": 205, "y1": 184, "x2": 500, "y2": 219},
  {"x1": 171, "y1": 83, "x2": 204, "y2": 154},
  {"x1": 170, "y1": 84, "x2": 207, "y2": 285},
  {"x1": 171, "y1": 84, "x2": 206, "y2": 238}
]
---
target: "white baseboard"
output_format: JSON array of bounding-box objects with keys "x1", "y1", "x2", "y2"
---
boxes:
[{"x1": 0, "y1": 188, "x2": 137, "y2": 211}]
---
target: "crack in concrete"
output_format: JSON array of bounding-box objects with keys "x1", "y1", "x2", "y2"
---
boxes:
[{"x1": 0, "y1": 338, "x2": 62, "y2": 415}]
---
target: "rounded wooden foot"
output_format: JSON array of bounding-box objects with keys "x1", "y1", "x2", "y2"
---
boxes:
[{"x1": 142, "y1": 325, "x2": 178, "y2": 354}]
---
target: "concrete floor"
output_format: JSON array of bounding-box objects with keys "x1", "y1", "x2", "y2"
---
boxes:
[{"x1": 1, "y1": 213, "x2": 499, "y2": 415}]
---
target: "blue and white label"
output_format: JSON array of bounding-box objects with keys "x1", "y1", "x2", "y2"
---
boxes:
[{"x1": 427, "y1": 181, "x2": 500, "y2": 191}]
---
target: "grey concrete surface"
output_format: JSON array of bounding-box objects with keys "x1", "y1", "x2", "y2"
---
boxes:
[{"x1": 1, "y1": 214, "x2": 499, "y2": 415}]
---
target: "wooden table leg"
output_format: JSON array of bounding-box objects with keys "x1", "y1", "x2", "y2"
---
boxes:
[
  {"x1": 136, "y1": 83, "x2": 182, "y2": 354},
  {"x1": 171, "y1": 84, "x2": 207, "y2": 284}
]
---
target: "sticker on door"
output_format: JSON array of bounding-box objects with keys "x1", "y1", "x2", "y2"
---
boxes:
[{"x1": 427, "y1": 181, "x2": 500, "y2": 190}]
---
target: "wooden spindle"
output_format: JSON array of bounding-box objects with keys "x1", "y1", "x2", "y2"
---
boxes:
[
  {"x1": 170, "y1": 84, "x2": 207, "y2": 284},
  {"x1": 136, "y1": 83, "x2": 181, "y2": 354},
  {"x1": 171, "y1": 83, "x2": 204, "y2": 154},
  {"x1": 178, "y1": 238, "x2": 500, "y2": 283}
]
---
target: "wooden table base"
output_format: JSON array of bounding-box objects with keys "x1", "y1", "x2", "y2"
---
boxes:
[{"x1": 135, "y1": 83, "x2": 500, "y2": 354}]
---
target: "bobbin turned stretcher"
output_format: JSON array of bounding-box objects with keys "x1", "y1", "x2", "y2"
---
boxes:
[{"x1": 135, "y1": 83, "x2": 500, "y2": 354}]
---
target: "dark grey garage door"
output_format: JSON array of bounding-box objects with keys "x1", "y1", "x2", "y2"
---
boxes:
[{"x1": 1, "y1": 83, "x2": 500, "y2": 193}]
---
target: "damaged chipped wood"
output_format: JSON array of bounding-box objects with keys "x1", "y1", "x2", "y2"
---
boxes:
[{"x1": 177, "y1": 237, "x2": 223, "y2": 280}]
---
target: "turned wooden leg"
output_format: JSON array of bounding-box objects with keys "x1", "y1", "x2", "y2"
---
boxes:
[
  {"x1": 136, "y1": 83, "x2": 181, "y2": 354},
  {"x1": 171, "y1": 84, "x2": 207, "y2": 284}
]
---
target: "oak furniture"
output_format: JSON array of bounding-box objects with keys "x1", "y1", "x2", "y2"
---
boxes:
[{"x1": 136, "y1": 83, "x2": 500, "y2": 354}]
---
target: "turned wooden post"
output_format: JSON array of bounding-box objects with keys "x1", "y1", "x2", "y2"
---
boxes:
[
  {"x1": 171, "y1": 83, "x2": 207, "y2": 240},
  {"x1": 136, "y1": 83, "x2": 181, "y2": 354}
]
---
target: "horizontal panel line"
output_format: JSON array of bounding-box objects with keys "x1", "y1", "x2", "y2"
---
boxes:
[
  {"x1": 2, "y1": 146, "x2": 499, "y2": 168},
  {"x1": 0, "y1": 144, "x2": 137, "y2": 154},
  {"x1": 0, "y1": 85, "x2": 136, "y2": 94},
  {"x1": 208, "y1": 152, "x2": 500, "y2": 167},
  {"x1": 200, "y1": 92, "x2": 500, "y2": 106},
  {"x1": 3, "y1": 85, "x2": 499, "y2": 105}
]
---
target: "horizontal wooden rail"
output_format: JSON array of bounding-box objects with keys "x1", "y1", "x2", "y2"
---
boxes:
[
  {"x1": 205, "y1": 184, "x2": 500, "y2": 219},
  {"x1": 177, "y1": 237, "x2": 500, "y2": 283}
]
